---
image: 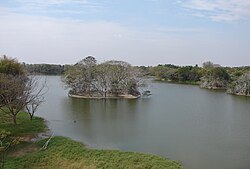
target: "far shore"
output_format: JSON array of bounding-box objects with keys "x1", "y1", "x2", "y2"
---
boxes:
[{"x1": 68, "y1": 93, "x2": 140, "y2": 99}]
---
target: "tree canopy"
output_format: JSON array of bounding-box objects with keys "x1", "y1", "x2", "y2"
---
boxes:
[
  {"x1": 63, "y1": 57, "x2": 142, "y2": 98},
  {"x1": 228, "y1": 72, "x2": 250, "y2": 96},
  {"x1": 0, "y1": 55, "x2": 26, "y2": 76}
]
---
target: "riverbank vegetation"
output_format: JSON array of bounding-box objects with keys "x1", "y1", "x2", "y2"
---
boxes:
[
  {"x1": 0, "y1": 110, "x2": 46, "y2": 169},
  {"x1": 62, "y1": 56, "x2": 143, "y2": 98},
  {"x1": 0, "y1": 110, "x2": 183, "y2": 169},
  {"x1": 147, "y1": 61, "x2": 250, "y2": 96},
  {"x1": 228, "y1": 72, "x2": 250, "y2": 96}
]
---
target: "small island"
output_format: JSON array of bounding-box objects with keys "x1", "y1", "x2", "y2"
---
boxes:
[{"x1": 62, "y1": 56, "x2": 143, "y2": 99}]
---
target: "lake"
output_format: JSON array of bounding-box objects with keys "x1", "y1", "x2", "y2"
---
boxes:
[{"x1": 37, "y1": 76, "x2": 250, "y2": 169}]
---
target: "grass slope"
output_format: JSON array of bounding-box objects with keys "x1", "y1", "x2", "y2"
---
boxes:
[
  {"x1": 0, "y1": 111, "x2": 46, "y2": 136},
  {"x1": 1, "y1": 110, "x2": 183, "y2": 169},
  {"x1": 7, "y1": 137, "x2": 183, "y2": 169}
]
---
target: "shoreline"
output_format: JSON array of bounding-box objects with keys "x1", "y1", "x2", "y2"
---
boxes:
[
  {"x1": 227, "y1": 92, "x2": 250, "y2": 97},
  {"x1": 156, "y1": 79, "x2": 250, "y2": 97},
  {"x1": 68, "y1": 93, "x2": 140, "y2": 99}
]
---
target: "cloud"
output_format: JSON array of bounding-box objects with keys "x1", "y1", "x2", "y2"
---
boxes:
[
  {"x1": 0, "y1": 4, "x2": 249, "y2": 66},
  {"x1": 0, "y1": 11, "x2": 211, "y2": 66},
  {"x1": 179, "y1": 0, "x2": 250, "y2": 22}
]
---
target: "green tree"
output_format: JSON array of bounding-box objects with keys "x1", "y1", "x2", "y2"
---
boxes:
[
  {"x1": 200, "y1": 66, "x2": 230, "y2": 89},
  {"x1": 0, "y1": 55, "x2": 25, "y2": 76},
  {"x1": 177, "y1": 66, "x2": 201, "y2": 82}
]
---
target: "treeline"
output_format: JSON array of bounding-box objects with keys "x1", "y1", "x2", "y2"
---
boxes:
[
  {"x1": 138, "y1": 61, "x2": 250, "y2": 96},
  {"x1": 146, "y1": 64, "x2": 202, "y2": 84},
  {"x1": 24, "y1": 63, "x2": 71, "y2": 75},
  {"x1": 9, "y1": 56, "x2": 250, "y2": 97}
]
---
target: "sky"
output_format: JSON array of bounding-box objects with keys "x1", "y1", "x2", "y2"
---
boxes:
[{"x1": 0, "y1": 0, "x2": 250, "y2": 66}]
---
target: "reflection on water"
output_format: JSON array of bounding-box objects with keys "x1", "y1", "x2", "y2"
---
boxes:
[
  {"x1": 37, "y1": 76, "x2": 250, "y2": 169},
  {"x1": 64, "y1": 98, "x2": 150, "y2": 149}
]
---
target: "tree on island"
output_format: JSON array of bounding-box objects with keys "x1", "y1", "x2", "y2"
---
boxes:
[
  {"x1": 228, "y1": 72, "x2": 250, "y2": 96},
  {"x1": 200, "y1": 61, "x2": 230, "y2": 89},
  {"x1": 62, "y1": 56, "x2": 142, "y2": 98}
]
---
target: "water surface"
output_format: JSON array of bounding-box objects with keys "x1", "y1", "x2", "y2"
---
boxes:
[{"x1": 38, "y1": 76, "x2": 250, "y2": 169}]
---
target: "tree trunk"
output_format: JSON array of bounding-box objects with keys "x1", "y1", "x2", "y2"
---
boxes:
[
  {"x1": 29, "y1": 113, "x2": 34, "y2": 120},
  {"x1": 13, "y1": 114, "x2": 17, "y2": 125},
  {"x1": 1, "y1": 152, "x2": 5, "y2": 169}
]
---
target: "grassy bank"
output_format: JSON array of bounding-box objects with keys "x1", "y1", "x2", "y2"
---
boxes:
[
  {"x1": 1, "y1": 111, "x2": 183, "y2": 169},
  {"x1": 7, "y1": 137, "x2": 183, "y2": 169},
  {"x1": 0, "y1": 111, "x2": 46, "y2": 136}
]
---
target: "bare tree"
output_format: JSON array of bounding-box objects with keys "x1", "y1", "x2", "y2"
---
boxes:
[
  {"x1": 95, "y1": 63, "x2": 112, "y2": 97},
  {"x1": 0, "y1": 74, "x2": 46, "y2": 124},
  {"x1": 63, "y1": 56, "x2": 97, "y2": 96},
  {"x1": 0, "y1": 74, "x2": 26, "y2": 124},
  {"x1": 228, "y1": 72, "x2": 250, "y2": 96},
  {"x1": 25, "y1": 76, "x2": 46, "y2": 120},
  {"x1": 25, "y1": 99, "x2": 43, "y2": 120}
]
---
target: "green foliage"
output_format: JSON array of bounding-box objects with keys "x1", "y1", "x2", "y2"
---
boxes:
[
  {"x1": 149, "y1": 65, "x2": 177, "y2": 80},
  {"x1": 177, "y1": 66, "x2": 202, "y2": 82},
  {"x1": 7, "y1": 136, "x2": 183, "y2": 169},
  {"x1": 0, "y1": 56, "x2": 26, "y2": 76},
  {"x1": 0, "y1": 130, "x2": 11, "y2": 150},
  {"x1": 199, "y1": 66, "x2": 230, "y2": 89},
  {"x1": 0, "y1": 130, "x2": 19, "y2": 151},
  {"x1": 0, "y1": 109, "x2": 44, "y2": 167},
  {"x1": 0, "y1": 109, "x2": 45, "y2": 169},
  {"x1": 149, "y1": 64, "x2": 201, "y2": 83},
  {"x1": 209, "y1": 67, "x2": 230, "y2": 81}
]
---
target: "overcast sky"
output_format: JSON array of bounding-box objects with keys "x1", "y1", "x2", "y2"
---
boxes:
[{"x1": 0, "y1": 0, "x2": 250, "y2": 66}]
